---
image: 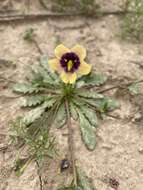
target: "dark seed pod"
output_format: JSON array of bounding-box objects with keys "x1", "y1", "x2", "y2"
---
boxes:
[
  {"x1": 60, "y1": 159, "x2": 70, "y2": 172},
  {"x1": 109, "y1": 178, "x2": 119, "y2": 190}
]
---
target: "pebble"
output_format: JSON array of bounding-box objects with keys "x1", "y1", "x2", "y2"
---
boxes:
[{"x1": 138, "y1": 146, "x2": 143, "y2": 154}]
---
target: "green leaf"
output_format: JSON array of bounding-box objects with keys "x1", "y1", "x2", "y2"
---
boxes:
[
  {"x1": 39, "y1": 55, "x2": 49, "y2": 70},
  {"x1": 23, "y1": 28, "x2": 35, "y2": 41},
  {"x1": 78, "y1": 73, "x2": 107, "y2": 87},
  {"x1": 76, "y1": 81, "x2": 85, "y2": 88},
  {"x1": 121, "y1": 0, "x2": 143, "y2": 41},
  {"x1": 13, "y1": 83, "x2": 40, "y2": 94},
  {"x1": 54, "y1": 103, "x2": 66, "y2": 128},
  {"x1": 71, "y1": 98, "x2": 98, "y2": 126},
  {"x1": 69, "y1": 102, "x2": 79, "y2": 121},
  {"x1": 78, "y1": 112, "x2": 96, "y2": 150},
  {"x1": 29, "y1": 130, "x2": 56, "y2": 162},
  {"x1": 128, "y1": 83, "x2": 139, "y2": 95},
  {"x1": 9, "y1": 117, "x2": 27, "y2": 143},
  {"x1": 14, "y1": 157, "x2": 32, "y2": 176},
  {"x1": 95, "y1": 97, "x2": 119, "y2": 112},
  {"x1": 19, "y1": 95, "x2": 45, "y2": 107},
  {"x1": 31, "y1": 62, "x2": 60, "y2": 87},
  {"x1": 77, "y1": 91, "x2": 104, "y2": 100},
  {"x1": 43, "y1": 74, "x2": 59, "y2": 86},
  {"x1": 75, "y1": 187, "x2": 82, "y2": 190},
  {"x1": 22, "y1": 105, "x2": 46, "y2": 125},
  {"x1": 39, "y1": 55, "x2": 60, "y2": 83},
  {"x1": 77, "y1": 167, "x2": 95, "y2": 190},
  {"x1": 71, "y1": 98, "x2": 87, "y2": 107},
  {"x1": 81, "y1": 106, "x2": 98, "y2": 128},
  {"x1": 57, "y1": 187, "x2": 73, "y2": 190},
  {"x1": 44, "y1": 96, "x2": 58, "y2": 108},
  {"x1": 105, "y1": 97, "x2": 119, "y2": 110},
  {"x1": 57, "y1": 185, "x2": 82, "y2": 190},
  {"x1": 32, "y1": 66, "x2": 55, "y2": 86}
]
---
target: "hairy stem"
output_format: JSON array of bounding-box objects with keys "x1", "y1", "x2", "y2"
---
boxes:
[{"x1": 65, "y1": 99, "x2": 77, "y2": 185}]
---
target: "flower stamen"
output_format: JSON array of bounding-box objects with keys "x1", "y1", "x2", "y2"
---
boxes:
[{"x1": 67, "y1": 60, "x2": 73, "y2": 72}]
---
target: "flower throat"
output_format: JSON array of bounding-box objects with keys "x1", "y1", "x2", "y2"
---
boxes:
[{"x1": 60, "y1": 52, "x2": 80, "y2": 73}]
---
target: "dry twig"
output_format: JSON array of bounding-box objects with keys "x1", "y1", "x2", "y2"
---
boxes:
[
  {"x1": 32, "y1": 38, "x2": 43, "y2": 55},
  {"x1": 65, "y1": 99, "x2": 77, "y2": 185},
  {"x1": 36, "y1": 161, "x2": 43, "y2": 190},
  {"x1": 97, "y1": 79, "x2": 143, "y2": 93},
  {"x1": 39, "y1": 0, "x2": 48, "y2": 9},
  {"x1": 0, "y1": 10, "x2": 136, "y2": 23}
]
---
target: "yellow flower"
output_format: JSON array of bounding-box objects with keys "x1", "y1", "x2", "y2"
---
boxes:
[{"x1": 48, "y1": 44, "x2": 92, "y2": 84}]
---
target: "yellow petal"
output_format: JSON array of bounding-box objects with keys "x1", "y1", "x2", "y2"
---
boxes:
[
  {"x1": 69, "y1": 73, "x2": 77, "y2": 84},
  {"x1": 78, "y1": 61, "x2": 92, "y2": 75},
  {"x1": 55, "y1": 44, "x2": 70, "y2": 59},
  {"x1": 60, "y1": 72, "x2": 77, "y2": 84},
  {"x1": 48, "y1": 58, "x2": 59, "y2": 71},
  {"x1": 71, "y1": 44, "x2": 86, "y2": 60},
  {"x1": 60, "y1": 72, "x2": 69, "y2": 84}
]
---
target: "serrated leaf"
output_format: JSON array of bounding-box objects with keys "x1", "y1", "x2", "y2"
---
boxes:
[
  {"x1": 128, "y1": 83, "x2": 139, "y2": 95},
  {"x1": 39, "y1": 55, "x2": 60, "y2": 83},
  {"x1": 32, "y1": 66, "x2": 55, "y2": 85},
  {"x1": 71, "y1": 98, "x2": 87, "y2": 107},
  {"x1": 44, "y1": 96, "x2": 57, "y2": 108},
  {"x1": 22, "y1": 105, "x2": 46, "y2": 125},
  {"x1": 77, "y1": 91, "x2": 104, "y2": 100},
  {"x1": 78, "y1": 73, "x2": 107, "y2": 87},
  {"x1": 43, "y1": 75, "x2": 59, "y2": 86},
  {"x1": 19, "y1": 95, "x2": 44, "y2": 107},
  {"x1": 77, "y1": 168, "x2": 95, "y2": 190},
  {"x1": 78, "y1": 112, "x2": 96, "y2": 150},
  {"x1": 13, "y1": 83, "x2": 40, "y2": 94},
  {"x1": 54, "y1": 104, "x2": 66, "y2": 128},
  {"x1": 39, "y1": 55, "x2": 49, "y2": 70},
  {"x1": 30, "y1": 59, "x2": 59, "y2": 87}
]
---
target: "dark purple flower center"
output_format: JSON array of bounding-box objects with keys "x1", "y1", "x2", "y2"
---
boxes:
[{"x1": 60, "y1": 52, "x2": 80, "y2": 73}]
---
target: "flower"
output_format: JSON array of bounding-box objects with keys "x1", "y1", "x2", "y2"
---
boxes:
[{"x1": 48, "y1": 44, "x2": 92, "y2": 84}]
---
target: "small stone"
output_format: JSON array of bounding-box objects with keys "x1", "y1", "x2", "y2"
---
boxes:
[
  {"x1": 60, "y1": 159, "x2": 70, "y2": 172},
  {"x1": 132, "y1": 113, "x2": 142, "y2": 122},
  {"x1": 138, "y1": 146, "x2": 143, "y2": 154},
  {"x1": 101, "y1": 144, "x2": 113, "y2": 150},
  {"x1": 109, "y1": 178, "x2": 119, "y2": 189}
]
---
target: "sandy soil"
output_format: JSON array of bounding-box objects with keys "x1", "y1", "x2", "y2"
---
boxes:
[{"x1": 0, "y1": 1, "x2": 143, "y2": 190}]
